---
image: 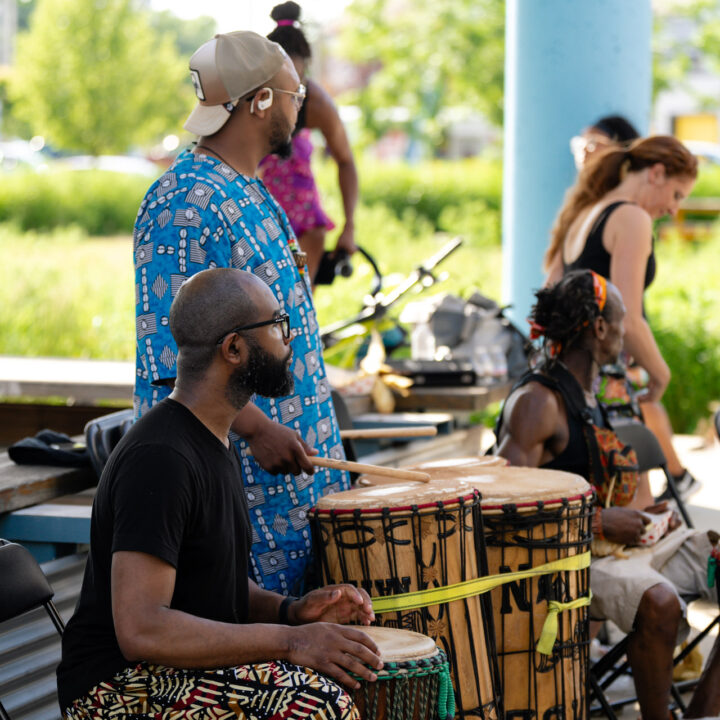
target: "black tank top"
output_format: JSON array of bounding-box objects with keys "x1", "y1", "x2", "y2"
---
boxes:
[
  {"x1": 496, "y1": 365, "x2": 605, "y2": 482},
  {"x1": 564, "y1": 201, "x2": 656, "y2": 290}
]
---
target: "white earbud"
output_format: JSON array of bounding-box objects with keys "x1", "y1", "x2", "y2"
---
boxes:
[{"x1": 250, "y1": 88, "x2": 273, "y2": 113}]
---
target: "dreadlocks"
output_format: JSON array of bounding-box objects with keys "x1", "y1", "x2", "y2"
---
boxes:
[{"x1": 529, "y1": 270, "x2": 609, "y2": 360}]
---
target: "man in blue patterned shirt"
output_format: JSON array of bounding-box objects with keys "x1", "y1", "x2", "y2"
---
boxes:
[{"x1": 133, "y1": 31, "x2": 350, "y2": 596}]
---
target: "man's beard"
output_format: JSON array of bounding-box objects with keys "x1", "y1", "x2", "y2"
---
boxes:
[
  {"x1": 269, "y1": 109, "x2": 294, "y2": 159},
  {"x1": 226, "y1": 337, "x2": 294, "y2": 408}
]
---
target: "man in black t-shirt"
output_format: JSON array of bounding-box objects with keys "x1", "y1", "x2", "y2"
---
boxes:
[{"x1": 57, "y1": 268, "x2": 381, "y2": 719}]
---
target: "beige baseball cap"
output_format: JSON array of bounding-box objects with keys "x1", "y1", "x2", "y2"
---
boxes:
[{"x1": 183, "y1": 31, "x2": 288, "y2": 137}]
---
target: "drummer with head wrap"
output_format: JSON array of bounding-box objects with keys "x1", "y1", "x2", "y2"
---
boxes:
[{"x1": 493, "y1": 270, "x2": 720, "y2": 720}]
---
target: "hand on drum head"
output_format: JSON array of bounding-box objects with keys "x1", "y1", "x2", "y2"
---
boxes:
[
  {"x1": 286, "y1": 623, "x2": 383, "y2": 690},
  {"x1": 600, "y1": 506, "x2": 653, "y2": 545},
  {"x1": 293, "y1": 585, "x2": 375, "y2": 626}
]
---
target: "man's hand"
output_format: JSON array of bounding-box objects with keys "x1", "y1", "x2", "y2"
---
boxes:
[
  {"x1": 601, "y1": 506, "x2": 652, "y2": 545},
  {"x1": 287, "y1": 623, "x2": 382, "y2": 690},
  {"x1": 246, "y1": 416, "x2": 318, "y2": 476},
  {"x1": 291, "y1": 585, "x2": 374, "y2": 626}
]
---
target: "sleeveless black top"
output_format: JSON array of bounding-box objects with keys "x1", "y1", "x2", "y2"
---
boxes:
[
  {"x1": 496, "y1": 364, "x2": 606, "y2": 482},
  {"x1": 564, "y1": 201, "x2": 656, "y2": 290}
]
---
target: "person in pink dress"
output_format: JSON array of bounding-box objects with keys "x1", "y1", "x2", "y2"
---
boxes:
[{"x1": 260, "y1": 1, "x2": 358, "y2": 286}]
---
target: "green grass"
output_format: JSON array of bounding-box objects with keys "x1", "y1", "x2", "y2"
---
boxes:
[
  {"x1": 0, "y1": 224, "x2": 135, "y2": 359},
  {"x1": 1, "y1": 154, "x2": 720, "y2": 433}
]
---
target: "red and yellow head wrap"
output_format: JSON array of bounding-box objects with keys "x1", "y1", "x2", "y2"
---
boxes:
[{"x1": 591, "y1": 271, "x2": 607, "y2": 313}]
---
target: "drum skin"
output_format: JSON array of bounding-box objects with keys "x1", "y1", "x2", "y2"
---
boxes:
[
  {"x1": 312, "y1": 480, "x2": 501, "y2": 719},
  {"x1": 350, "y1": 626, "x2": 445, "y2": 720}
]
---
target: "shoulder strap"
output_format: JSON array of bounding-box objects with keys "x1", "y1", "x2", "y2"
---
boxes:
[
  {"x1": 544, "y1": 364, "x2": 610, "y2": 485},
  {"x1": 586, "y1": 201, "x2": 633, "y2": 242}
]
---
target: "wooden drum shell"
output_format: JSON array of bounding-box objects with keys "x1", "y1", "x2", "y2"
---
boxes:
[{"x1": 311, "y1": 483, "x2": 501, "y2": 720}]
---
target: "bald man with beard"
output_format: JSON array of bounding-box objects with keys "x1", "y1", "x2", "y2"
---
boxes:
[{"x1": 59, "y1": 269, "x2": 380, "y2": 719}]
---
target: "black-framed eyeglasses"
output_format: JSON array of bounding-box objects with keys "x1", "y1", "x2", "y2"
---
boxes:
[{"x1": 215, "y1": 313, "x2": 291, "y2": 345}]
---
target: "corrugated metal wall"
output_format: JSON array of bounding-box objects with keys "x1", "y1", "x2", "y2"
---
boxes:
[{"x1": 0, "y1": 552, "x2": 86, "y2": 720}]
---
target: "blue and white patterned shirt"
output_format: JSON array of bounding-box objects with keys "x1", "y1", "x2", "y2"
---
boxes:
[{"x1": 133, "y1": 148, "x2": 350, "y2": 595}]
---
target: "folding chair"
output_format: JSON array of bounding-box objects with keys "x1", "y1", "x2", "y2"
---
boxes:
[
  {"x1": 589, "y1": 421, "x2": 720, "y2": 718},
  {"x1": 84, "y1": 408, "x2": 134, "y2": 479},
  {"x1": 0, "y1": 539, "x2": 65, "y2": 720},
  {"x1": 613, "y1": 420, "x2": 694, "y2": 529}
]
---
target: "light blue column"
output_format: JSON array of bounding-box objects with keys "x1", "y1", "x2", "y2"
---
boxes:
[{"x1": 502, "y1": 0, "x2": 652, "y2": 326}]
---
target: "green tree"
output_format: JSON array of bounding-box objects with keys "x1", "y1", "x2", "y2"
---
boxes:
[
  {"x1": 9, "y1": 0, "x2": 192, "y2": 154},
  {"x1": 150, "y1": 10, "x2": 216, "y2": 58},
  {"x1": 653, "y1": 0, "x2": 720, "y2": 103},
  {"x1": 339, "y1": 0, "x2": 504, "y2": 144}
]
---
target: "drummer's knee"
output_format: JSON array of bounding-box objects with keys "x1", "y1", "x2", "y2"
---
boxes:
[{"x1": 635, "y1": 583, "x2": 681, "y2": 638}]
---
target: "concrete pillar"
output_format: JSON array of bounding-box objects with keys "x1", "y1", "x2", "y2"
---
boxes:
[{"x1": 502, "y1": 0, "x2": 652, "y2": 326}]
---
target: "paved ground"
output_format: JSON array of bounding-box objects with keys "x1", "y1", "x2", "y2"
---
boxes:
[{"x1": 603, "y1": 433, "x2": 720, "y2": 718}]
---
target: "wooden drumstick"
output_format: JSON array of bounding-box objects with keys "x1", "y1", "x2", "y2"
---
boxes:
[
  {"x1": 339, "y1": 426, "x2": 438, "y2": 440},
  {"x1": 312, "y1": 456, "x2": 431, "y2": 483}
]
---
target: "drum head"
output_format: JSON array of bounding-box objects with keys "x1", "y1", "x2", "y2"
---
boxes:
[
  {"x1": 357, "y1": 456, "x2": 507, "y2": 487},
  {"x1": 359, "y1": 626, "x2": 438, "y2": 662},
  {"x1": 472, "y1": 466, "x2": 590, "y2": 507},
  {"x1": 353, "y1": 461, "x2": 589, "y2": 507},
  {"x1": 314, "y1": 478, "x2": 477, "y2": 511}
]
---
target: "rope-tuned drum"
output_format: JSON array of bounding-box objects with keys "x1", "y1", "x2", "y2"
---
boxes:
[{"x1": 311, "y1": 474, "x2": 503, "y2": 719}]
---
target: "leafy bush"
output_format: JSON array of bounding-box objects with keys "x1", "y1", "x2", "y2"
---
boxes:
[
  {"x1": 0, "y1": 169, "x2": 149, "y2": 235},
  {"x1": 314, "y1": 155, "x2": 503, "y2": 247},
  {"x1": 646, "y1": 231, "x2": 720, "y2": 433}
]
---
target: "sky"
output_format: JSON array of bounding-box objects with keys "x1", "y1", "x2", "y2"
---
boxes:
[{"x1": 149, "y1": 0, "x2": 352, "y2": 35}]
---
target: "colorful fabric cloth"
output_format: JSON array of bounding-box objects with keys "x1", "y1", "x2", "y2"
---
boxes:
[
  {"x1": 259, "y1": 129, "x2": 335, "y2": 238},
  {"x1": 63, "y1": 661, "x2": 359, "y2": 719},
  {"x1": 133, "y1": 148, "x2": 350, "y2": 595}
]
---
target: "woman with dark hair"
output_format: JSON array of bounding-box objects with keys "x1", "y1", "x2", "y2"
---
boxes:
[
  {"x1": 545, "y1": 135, "x2": 698, "y2": 493},
  {"x1": 570, "y1": 114, "x2": 640, "y2": 170},
  {"x1": 260, "y1": 1, "x2": 358, "y2": 285}
]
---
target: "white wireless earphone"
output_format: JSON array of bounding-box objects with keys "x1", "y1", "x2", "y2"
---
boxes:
[{"x1": 250, "y1": 88, "x2": 274, "y2": 114}]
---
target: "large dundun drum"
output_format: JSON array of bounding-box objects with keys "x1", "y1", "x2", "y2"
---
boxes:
[
  {"x1": 311, "y1": 480, "x2": 502, "y2": 719},
  {"x1": 350, "y1": 626, "x2": 455, "y2": 720},
  {"x1": 475, "y1": 467, "x2": 592, "y2": 720},
  {"x1": 354, "y1": 461, "x2": 593, "y2": 720}
]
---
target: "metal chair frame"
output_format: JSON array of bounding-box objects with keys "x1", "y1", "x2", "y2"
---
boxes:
[
  {"x1": 0, "y1": 539, "x2": 65, "y2": 720},
  {"x1": 589, "y1": 421, "x2": 719, "y2": 718}
]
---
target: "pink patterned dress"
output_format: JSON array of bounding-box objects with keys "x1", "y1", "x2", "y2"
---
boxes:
[{"x1": 259, "y1": 128, "x2": 335, "y2": 237}]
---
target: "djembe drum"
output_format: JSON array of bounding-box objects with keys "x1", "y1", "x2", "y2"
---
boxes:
[
  {"x1": 311, "y1": 480, "x2": 502, "y2": 719},
  {"x1": 353, "y1": 460, "x2": 593, "y2": 720},
  {"x1": 475, "y1": 467, "x2": 593, "y2": 720},
  {"x1": 350, "y1": 626, "x2": 455, "y2": 720}
]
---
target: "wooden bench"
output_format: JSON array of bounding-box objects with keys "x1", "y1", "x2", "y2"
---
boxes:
[
  {"x1": 665, "y1": 197, "x2": 720, "y2": 240},
  {"x1": 0, "y1": 447, "x2": 95, "y2": 562},
  {"x1": 0, "y1": 451, "x2": 95, "y2": 515}
]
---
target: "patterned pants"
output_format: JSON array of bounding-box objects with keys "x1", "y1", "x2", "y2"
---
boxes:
[{"x1": 64, "y1": 661, "x2": 360, "y2": 719}]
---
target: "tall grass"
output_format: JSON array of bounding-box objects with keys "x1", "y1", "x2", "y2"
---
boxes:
[
  {"x1": 0, "y1": 224, "x2": 135, "y2": 359},
  {"x1": 1, "y1": 155, "x2": 719, "y2": 432}
]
